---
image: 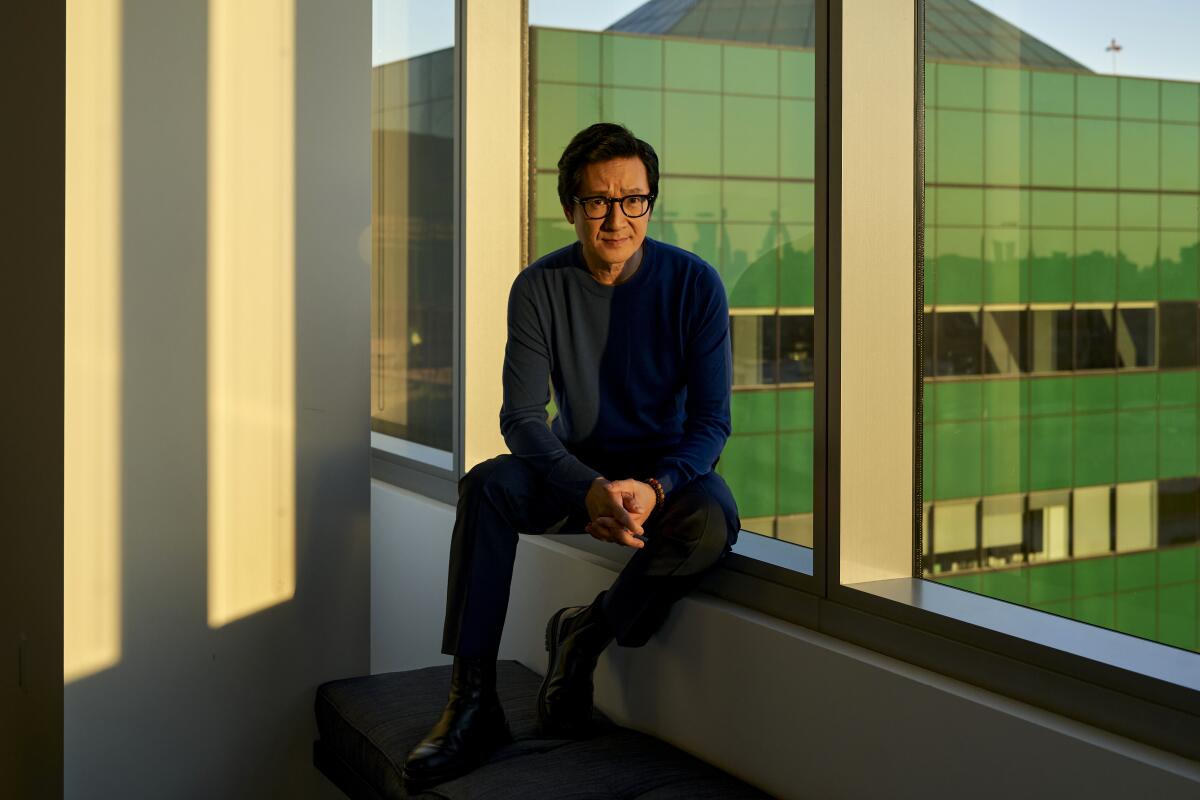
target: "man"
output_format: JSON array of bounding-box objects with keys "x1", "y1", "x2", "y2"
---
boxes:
[{"x1": 402, "y1": 122, "x2": 740, "y2": 791}]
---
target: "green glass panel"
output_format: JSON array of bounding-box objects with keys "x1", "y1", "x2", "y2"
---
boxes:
[
  {"x1": 923, "y1": 419, "x2": 934, "y2": 496},
  {"x1": 1032, "y1": 71, "x2": 1074, "y2": 115},
  {"x1": 1029, "y1": 228, "x2": 1073, "y2": 302},
  {"x1": 1075, "y1": 229, "x2": 1117, "y2": 302},
  {"x1": 1074, "y1": 594, "x2": 1115, "y2": 629},
  {"x1": 984, "y1": 188, "x2": 1028, "y2": 227},
  {"x1": 934, "y1": 421, "x2": 982, "y2": 500},
  {"x1": 1118, "y1": 230, "x2": 1158, "y2": 301},
  {"x1": 1162, "y1": 195, "x2": 1200, "y2": 230},
  {"x1": 925, "y1": 106, "x2": 938, "y2": 183},
  {"x1": 536, "y1": 172, "x2": 563, "y2": 220},
  {"x1": 780, "y1": 388, "x2": 814, "y2": 430},
  {"x1": 1075, "y1": 556, "x2": 1116, "y2": 596},
  {"x1": 535, "y1": 220, "x2": 577, "y2": 254},
  {"x1": 984, "y1": 66, "x2": 1029, "y2": 113},
  {"x1": 983, "y1": 227, "x2": 1029, "y2": 304},
  {"x1": 1160, "y1": 231, "x2": 1200, "y2": 300},
  {"x1": 536, "y1": 83, "x2": 601, "y2": 170},
  {"x1": 939, "y1": 188, "x2": 984, "y2": 226},
  {"x1": 658, "y1": 177, "x2": 721, "y2": 222},
  {"x1": 1030, "y1": 376, "x2": 1073, "y2": 415},
  {"x1": 1029, "y1": 415, "x2": 1072, "y2": 490},
  {"x1": 1076, "y1": 119, "x2": 1118, "y2": 188},
  {"x1": 779, "y1": 430, "x2": 813, "y2": 515},
  {"x1": 1119, "y1": 78, "x2": 1159, "y2": 120},
  {"x1": 1118, "y1": 551, "x2": 1158, "y2": 590},
  {"x1": 939, "y1": 63, "x2": 983, "y2": 109},
  {"x1": 925, "y1": 62, "x2": 937, "y2": 108},
  {"x1": 933, "y1": 381, "x2": 981, "y2": 422},
  {"x1": 731, "y1": 390, "x2": 775, "y2": 434},
  {"x1": 1160, "y1": 371, "x2": 1199, "y2": 406},
  {"x1": 717, "y1": 434, "x2": 776, "y2": 518},
  {"x1": 723, "y1": 178, "x2": 777, "y2": 223},
  {"x1": 939, "y1": 110, "x2": 984, "y2": 183},
  {"x1": 1030, "y1": 562, "x2": 1072, "y2": 604},
  {"x1": 1078, "y1": 192, "x2": 1117, "y2": 228},
  {"x1": 723, "y1": 44, "x2": 777, "y2": 96},
  {"x1": 1116, "y1": 589, "x2": 1157, "y2": 639},
  {"x1": 1162, "y1": 81, "x2": 1200, "y2": 124},
  {"x1": 1118, "y1": 372, "x2": 1158, "y2": 408},
  {"x1": 663, "y1": 221, "x2": 720, "y2": 266},
  {"x1": 1119, "y1": 121, "x2": 1159, "y2": 190},
  {"x1": 1119, "y1": 193, "x2": 1158, "y2": 229},
  {"x1": 663, "y1": 92, "x2": 720, "y2": 174},
  {"x1": 983, "y1": 378, "x2": 1026, "y2": 419},
  {"x1": 924, "y1": 226, "x2": 936, "y2": 305},
  {"x1": 1159, "y1": 584, "x2": 1198, "y2": 650},
  {"x1": 779, "y1": 181, "x2": 814, "y2": 223},
  {"x1": 724, "y1": 95, "x2": 778, "y2": 178},
  {"x1": 601, "y1": 34, "x2": 662, "y2": 89},
  {"x1": 780, "y1": 99, "x2": 815, "y2": 179},
  {"x1": 1075, "y1": 412, "x2": 1116, "y2": 486},
  {"x1": 980, "y1": 569, "x2": 1028, "y2": 604},
  {"x1": 1161, "y1": 124, "x2": 1200, "y2": 192},
  {"x1": 1077, "y1": 74, "x2": 1117, "y2": 118},
  {"x1": 1031, "y1": 115, "x2": 1074, "y2": 186},
  {"x1": 721, "y1": 223, "x2": 777, "y2": 307},
  {"x1": 1075, "y1": 373, "x2": 1116, "y2": 412},
  {"x1": 934, "y1": 227, "x2": 983, "y2": 305},
  {"x1": 780, "y1": 50, "x2": 815, "y2": 100},
  {"x1": 536, "y1": 29, "x2": 600, "y2": 85},
  {"x1": 937, "y1": 574, "x2": 982, "y2": 593},
  {"x1": 1161, "y1": 546, "x2": 1199, "y2": 583},
  {"x1": 1160, "y1": 406, "x2": 1198, "y2": 478},
  {"x1": 983, "y1": 417, "x2": 1027, "y2": 495},
  {"x1": 664, "y1": 39, "x2": 719, "y2": 93},
  {"x1": 1117, "y1": 409, "x2": 1157, "y2": 482},
  {"x1": 601, "y1": 87, "x2": 662, "y2": 151},
  {"x1": 1030, "y1": 190, "x2": 1073, "y2": 228},
  {"x1": 984, "y1": 111, "x2": 1028, "y2": 185},
  {"x1": 779, "y1": 224, "x2": 815, "y2": 307}
]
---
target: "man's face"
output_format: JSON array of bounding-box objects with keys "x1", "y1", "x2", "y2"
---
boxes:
[{"x1": 564, "y1": 156, "x2": 652, "y2": 268}]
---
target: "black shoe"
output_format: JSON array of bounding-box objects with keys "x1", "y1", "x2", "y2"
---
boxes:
[
  {"x1": 537, "y1": 591, "x2": 615, "y2": 738},
  {"x1": 402, "y1": 657, "x2": 512, "y2": 791}
]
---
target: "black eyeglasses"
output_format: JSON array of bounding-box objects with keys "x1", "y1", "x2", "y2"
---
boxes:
[{"x1": 572, "y1": 194, "x2": 656, "y2": 220}]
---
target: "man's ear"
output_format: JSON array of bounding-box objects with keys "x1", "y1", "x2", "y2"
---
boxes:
[{"x1": 563, "y1": 206, "x2": 574, "y2": 224}]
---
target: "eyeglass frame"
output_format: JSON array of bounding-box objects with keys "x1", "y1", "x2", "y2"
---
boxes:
[{"x1": 571, "y1": 193, "x2": 657, "y2": 220}]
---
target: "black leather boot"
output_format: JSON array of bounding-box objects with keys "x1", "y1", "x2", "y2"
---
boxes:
[
  {"x1": 402, "y1": 656, "x2": 512, "y2": 791},
  {"x1": 537, "y1": 591, "x2": 615, "y2": 738}
]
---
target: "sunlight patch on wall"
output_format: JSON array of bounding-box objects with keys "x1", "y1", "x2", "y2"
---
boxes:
[
  {"x1": 64, "y1": 0, "x2": 123, "y2": 684},
  {"x1": 207, "y1": 0, "x2": 296, "y2": 627}
]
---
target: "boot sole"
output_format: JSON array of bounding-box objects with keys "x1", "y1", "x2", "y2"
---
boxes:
[{"x1": 402, "y1": 719, "x2": 513, "y2": 792}]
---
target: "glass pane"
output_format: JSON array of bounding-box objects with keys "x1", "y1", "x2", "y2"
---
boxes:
[
  {"x1": 922, "y1": 0, "x2": 1200, "y2": 653},
  {"x1": 372, "y1": 0, "x2": 455, "y2": 459},
  {"x1": 529, "y1": 2, "x2": 817, "y2": 553}
]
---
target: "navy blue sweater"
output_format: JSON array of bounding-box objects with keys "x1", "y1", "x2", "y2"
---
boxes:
[{"x1": 499, "y1": 236, "x2": 732, "y2": 506}]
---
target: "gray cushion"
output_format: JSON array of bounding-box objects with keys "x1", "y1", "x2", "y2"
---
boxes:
[{"x1": 314, "y1": 660, "x2": 771, "y2": 799}]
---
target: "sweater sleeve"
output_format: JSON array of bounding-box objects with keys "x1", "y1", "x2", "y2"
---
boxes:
[
  {"x1": 653, "y1": 267, "x2": 733, "y2": 495},
  {"x1": 498, "y1": 271, "x2": 603, "y2": 507}
]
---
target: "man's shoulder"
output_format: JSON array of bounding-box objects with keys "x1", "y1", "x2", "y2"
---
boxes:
[
  {"x1": 510, "y1": 241, "x2": 576, "y2": 296},
  {"x1": 647, "y1": 238, "x2": 723, "y2": 291}
]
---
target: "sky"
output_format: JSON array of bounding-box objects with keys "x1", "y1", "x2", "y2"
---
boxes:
[{"x1": 374, "y1": 0, "x2": 1200, "y2": 83}]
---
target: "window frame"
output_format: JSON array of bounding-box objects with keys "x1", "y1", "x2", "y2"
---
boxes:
[{"x1": 368, "y1": 0, "x2": 1200, "y2": 762}]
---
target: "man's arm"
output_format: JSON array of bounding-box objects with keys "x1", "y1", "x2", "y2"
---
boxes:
[
  {"x1": 498, "y1": 271, "x2": 603, "y2": 507},
  {"x1": 652, "y1": 267, "x2": 733, "y2": 496}
]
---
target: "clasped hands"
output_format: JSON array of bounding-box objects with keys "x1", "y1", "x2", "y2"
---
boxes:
[{"x1": 584, "y1": 477, "x2": 658, "y2": 549}]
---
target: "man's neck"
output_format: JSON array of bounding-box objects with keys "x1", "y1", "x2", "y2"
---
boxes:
[{"x1": 584, "y1": 245, "x2": 643, "y2": 286}]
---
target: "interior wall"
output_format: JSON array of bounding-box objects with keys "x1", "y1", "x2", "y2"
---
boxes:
[
  {"x1": 4, "y1": 4, "x2": 65, "y2": 798},
  {"x1": 372, "y1": 481, "x2": 1200, "y2": 800},
  {"x1": 63, "y1": 2, "x2": 371, "y2": 798}
]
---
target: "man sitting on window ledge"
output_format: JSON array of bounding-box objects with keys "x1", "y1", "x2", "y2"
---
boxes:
[{"x1": 403, "y1": 122, "x2": 741, "y2": 792}]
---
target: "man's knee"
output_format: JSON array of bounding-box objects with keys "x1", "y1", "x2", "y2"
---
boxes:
[
  {"x1": 459, "y1": 455, "x2": 516, "y2": 499},
  {"x1": 663, "y1": 493, "x2": 735, "y2": 575}
]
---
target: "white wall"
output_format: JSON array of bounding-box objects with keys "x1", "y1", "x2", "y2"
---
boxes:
[
  {"x1": 372, "y1": 480, "x2": 1200, "y2": 800},
  {"x1": 63, "y1": 2, "x2": 371, "y2": 798}
]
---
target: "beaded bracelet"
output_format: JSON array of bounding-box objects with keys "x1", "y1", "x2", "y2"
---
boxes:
[{"x1": 646, "y1": 477, "x2": 666, "y2": 507}]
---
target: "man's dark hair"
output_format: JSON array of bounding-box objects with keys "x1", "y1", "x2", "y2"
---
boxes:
[{"x1": 556, "y1": 122, "x2": 659, "y2": 212}]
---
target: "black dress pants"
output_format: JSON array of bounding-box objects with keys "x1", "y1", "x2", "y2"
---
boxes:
[{"x1": 442, "y1": 453, "x2": 741, "y2": 658}]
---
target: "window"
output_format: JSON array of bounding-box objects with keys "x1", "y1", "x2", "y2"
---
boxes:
[{"x1": 371, "y1": 0, "x2": 456, "y2": 468}]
